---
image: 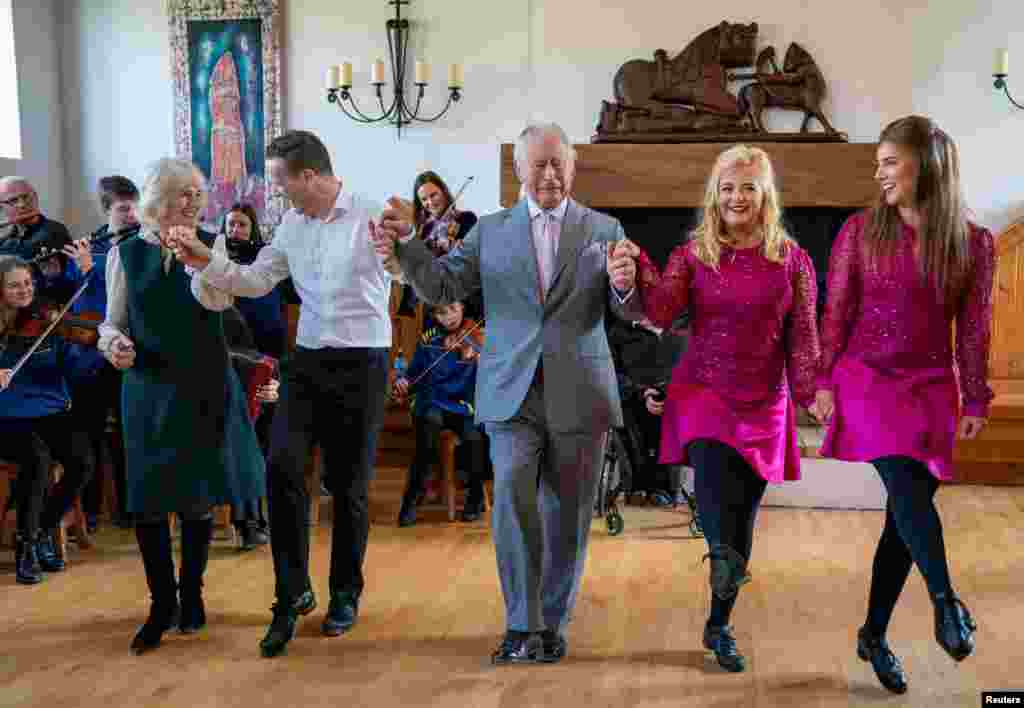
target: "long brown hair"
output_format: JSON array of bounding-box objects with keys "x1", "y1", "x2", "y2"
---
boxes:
[
  {"x1": 412, "y1": 171, "x2": 455, "y2": 228},
  {"x1": 865, "y1": 116, "x2": 971, "y2": 304},
  {"x1": 0, "y1": 256, "x2": 32, "y2": 339}
]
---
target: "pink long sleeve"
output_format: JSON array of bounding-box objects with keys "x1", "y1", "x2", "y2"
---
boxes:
[
  {"x1": 817, "y1": 212, "x2": 863, "y2": 391},
  {"x1": 956, "y1": 225, "x2": 996, "y2": 417},
  {"x1": 638, "y1": 243, "x2": 692, "y2": 331},
  {"x1": 786, "y1": 248, "x2": 821, "y2": 409}
]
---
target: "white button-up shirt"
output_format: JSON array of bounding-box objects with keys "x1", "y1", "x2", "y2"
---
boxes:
[{"x1": 198, "y1": 189, "x2": 392, "y2": 349}]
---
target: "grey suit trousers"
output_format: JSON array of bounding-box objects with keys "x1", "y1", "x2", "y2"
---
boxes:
[{"x1": 486, "y1": 373, "x2": 605, "y2": 633}]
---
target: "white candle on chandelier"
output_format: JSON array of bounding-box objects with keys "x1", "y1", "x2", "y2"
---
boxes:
[
  {"x1": 372, "y1": 59, "x2": 387, "y2": 84},
  {"x1": 448, "y1": 63, "x2": 463, "y2": 88},
  {"x1": 415, "y1": 61, "x2": 431, "y2": 84},
  {"x1": 341, "y1": 62, "x2": 353, "y2": 87},
  {"x1": 326, "y1": 65, "x2": 340, "y2": 89},
  {"x1": 995, "y1": 49, "x2": 1009, "y2": 76}
]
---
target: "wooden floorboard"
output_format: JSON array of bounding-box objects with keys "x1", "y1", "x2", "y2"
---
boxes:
[{"x1": 1, "y1": 474, "x2": 1020, "y2": 708}]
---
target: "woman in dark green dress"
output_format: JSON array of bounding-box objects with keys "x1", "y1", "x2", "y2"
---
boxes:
[{"x1": 98, "y1": 158, "x2": 265, "y2": 655}]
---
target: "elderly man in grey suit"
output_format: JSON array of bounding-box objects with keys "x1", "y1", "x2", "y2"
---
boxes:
[{"x1": 371, "y1": 122, "x2": 643, "y2": 664}]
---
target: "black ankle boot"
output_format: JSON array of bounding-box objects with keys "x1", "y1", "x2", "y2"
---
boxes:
[
  {"x1": 131, "y1": 521, "x2": 178, "y2": 654},
  {"x1": 178, "y1": 519, "x2": 212, "y2": 634},
  {"x1": 260, "y1": 602, "x2": 299, "y2": 658},
  {"x1": 15, "y1": 533, "x2": 43, "y2": 585},
  {"x1": 703, "y1": 544, "x2": 750, "y2": 601},
  {"x1": 932, "y1": 592, "x2": 976, "y2": 662},
  {"x1": 35, "y1": 529, "x2": 65, "y2": 572},
  {"x1": 857, "y1": 626, "x2": 907, "y2": 694},
  {"x1": 397, "y1": 491, "x2": 419, "y2": 527},
  {"x1": 703, "y1": 623, "x2": 745, "y2": 673}
]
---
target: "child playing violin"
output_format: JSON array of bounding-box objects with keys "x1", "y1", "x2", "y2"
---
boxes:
[
  {"x1": 392, "y1": 301, "x2": 487, "y2": 526},
  {"x1": 0, "y1": 256, "x2": 96, "y2": 585}
]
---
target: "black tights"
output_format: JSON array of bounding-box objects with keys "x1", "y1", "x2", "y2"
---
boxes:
[
  {"x1": 865, "y1": 456, "x2": 954, "y2": 636},
  {"x1": 688, "y1": 439, "x2": 767, "y2": 627}
]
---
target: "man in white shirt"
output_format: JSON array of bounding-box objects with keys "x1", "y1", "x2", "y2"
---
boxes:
[{"x1": 169, "y1": 130, "x2": 392, "y2": 658}]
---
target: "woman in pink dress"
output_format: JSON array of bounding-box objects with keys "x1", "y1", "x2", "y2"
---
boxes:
[
  {"x1": 811, "y1": 116, "x2": 994, "y2": 695},
  {"x1": 635, "y1": 145, "x2": 820, "y2": 673}
]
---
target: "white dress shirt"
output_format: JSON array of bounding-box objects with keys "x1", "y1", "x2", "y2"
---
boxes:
[
  {"x1": 197, "y1": 189, "x2": 392, "y2": 349},
  {"x1": 98, "y1": 229, "x2": 233, "y2": 354}
]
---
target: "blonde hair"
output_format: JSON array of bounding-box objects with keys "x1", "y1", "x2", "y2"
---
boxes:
[
  {"x1": 0, "y1": 256, "x2": 32, "y2": 338},
  {"x1": 691, "y1": 145, "x2": 792, "y2": 269},
  {"x1": 138, "y1": 158, "x2": 207, "y2": 234}
]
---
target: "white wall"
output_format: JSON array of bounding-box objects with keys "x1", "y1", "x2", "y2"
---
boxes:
[
  {"x1": 54, "y1": 0, "x2": 1024, "y2": 235},
  {"x1": 0, "y1": 0, "x2": 64, "y2": 222}
]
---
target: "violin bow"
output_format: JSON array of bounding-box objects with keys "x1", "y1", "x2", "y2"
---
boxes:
[
  {"x1": 393, "y1": 318, "x2": 484, "y2": 399},
  {"x1": 7, "y1": 273, "x2": 95, "y2": 380},
  {"x1": 435, "y1": 176, "x2": 475, "y2": 224}
]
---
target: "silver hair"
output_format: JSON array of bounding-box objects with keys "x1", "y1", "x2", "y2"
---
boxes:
[
  {"x1": 513, "y1": 122, "x2": 576, "y2": 178},
  {"x1": 0, "y1": 176, "x2": 34, "y2": 193},
  {"x1": 138, "y1": 158, "x2": 207, "y2": 232}
]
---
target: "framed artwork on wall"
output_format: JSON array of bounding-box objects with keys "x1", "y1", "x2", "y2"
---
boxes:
[{"x1": 168, "y1": 0, "x2": 284, "y2": 233}]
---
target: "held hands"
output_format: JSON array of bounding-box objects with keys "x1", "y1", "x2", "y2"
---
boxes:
[
  {"x1": 393, "y1": 376, "x2": 411, "y2": 399},
  {"x1": 105, "y1": 334, "x2": 136, "y2": 370},
  {"x1": 809, "y1": 389, "x2": 834, "y2": 424},
  {"x1": 166, "y1": 225, "x2": 212, "y2": 269},
  {"x1": 0, "y1": 369, "x2": 11, "y2": 391},
  {"x1": 643, "y1": 388, "x2": 665, "y2": 416},
  {"x1": 255, "y1": 378, "x2": 280, "y2": 403},
  {"x1": 63, "y1": 238, "x2": 93, "y2": 274},
  {"x1": 958, "y1": 416, "x2": 987, "y2": 440},
  {"x1": 607, "y1": 239, "x2": 640, "y2": 292}
]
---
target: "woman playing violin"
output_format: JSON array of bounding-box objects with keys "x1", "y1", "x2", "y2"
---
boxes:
[{"x1": 0, "y1": 256, "x2": 96, "y2": 585}]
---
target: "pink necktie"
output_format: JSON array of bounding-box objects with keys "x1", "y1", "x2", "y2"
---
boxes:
[{"x1": 536, "y1": 213, "x2": 558, "y2": 299}]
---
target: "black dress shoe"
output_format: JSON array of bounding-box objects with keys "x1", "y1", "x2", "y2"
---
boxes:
[
  {"x1": 293, "y1": 588, "x2": 317, "y2": 616},
  {"x1": 15, "y1": 535, "x2": 43, "y2": 585},
  {"x1": 322, "y1": 591, "x2": 358, "y2": 636},
  {"x1": 491, "y1": 631, "x2": 543, "y2": 665},
  {"x1": 35, "y1": 530, "x2": 65, "y2": 572},
  {"x1": 932, "y1": 593, "x2": 976, "y2": 662},
  {"x1": 398, "y1": 496, "x2": 418, "y2": 527},
  {"x1": 238, "y1": 524, "x2": 270, "y2": 551},
  {"x1": 179, "y1": 594, "x2": 207, "y2": 634},
  {"x1": 539, "y1": 629, "x2": 567, "y2": 664},
  {"x1": 460, "y1": 497, "x2": 485, "y2": 523},
  {"x1": 260, "y1": 603, "x2": 298, "y2": 658},
  {"x1": 131, "y1": 602, "x2": 181, "y2": 655},
  {"x1": 703, "y1": 624, "x2": 746, "y2": 673},
  {"x1": 857, "y1": 626, "x2": 908, "y2": 694}
]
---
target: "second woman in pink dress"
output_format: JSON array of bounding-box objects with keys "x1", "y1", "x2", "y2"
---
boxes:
[{"x1": 635, "y1": 145, "x2": 820, "y2": 673}]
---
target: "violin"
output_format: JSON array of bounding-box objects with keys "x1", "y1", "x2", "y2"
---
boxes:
[
  {"x1": 12, "y1": 304, "x2": 100, "y2": 348},
  {"x1": 419, "y1": 176, "x2": 474, "y2": 254},
  {"x1": 442, "y1": 319, "x2": 484, "y2": 362}
]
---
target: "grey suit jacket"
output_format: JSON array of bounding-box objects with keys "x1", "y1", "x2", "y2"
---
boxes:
[{"x1": 397, "y1": 198, "x2": 644, "y2": 434}]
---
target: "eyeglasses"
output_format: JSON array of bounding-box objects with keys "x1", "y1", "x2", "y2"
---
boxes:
[{"x1": 0, "y1": 193, "x2": 36, "y2": 208}]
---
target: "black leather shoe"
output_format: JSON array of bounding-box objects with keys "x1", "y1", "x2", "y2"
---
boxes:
[
  {"x1": 398, "y1": 496, "x2": 418, "y2": 527},
  {"x1": 857, "y1": 626, "x2": 907, "y2": 694},
  {"x1": 491, "y1": 631, "x2": 543, "y2": 665},
  {"x1": 932, "y1": 593, "x2": 976, "y2": 662},
  {"x1": 538, "y1": 629, "x2": 567, "y2": 664},
  {"x1": 130, "y1": 602, "x2": 181, "y2": 655},
  {"x1": 15, "y1": 535, "x2": 43, "y2": 585},
  {"x1": 293, "y1": 588, "x2": 317, "y2": 615},
  {"x1": 260, "y1": 603, "x2": 298, "y2": 658},
  {"x1": 322, "y1": 591, "x2": 358, "y2": 636},
  {"x1": 460, "y1": 495, "x2": 485, "y2": 523},
  {"x1": 238, "y1": 524, "x2": 270, "y2": 551},
  {"x1": 703, "y1": 624, "x2": 746, "y2": 673},
  {"x1": 179, "y1": 594, "x2": 207, "y2": 634},
  {"x1": 35, "y1": 530, "x2": 65, "y2": 572}
]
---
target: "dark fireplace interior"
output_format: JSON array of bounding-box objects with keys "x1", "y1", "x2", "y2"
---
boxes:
[{"x1": 599, "y1": 206, "x2": 860, "y2": 316}]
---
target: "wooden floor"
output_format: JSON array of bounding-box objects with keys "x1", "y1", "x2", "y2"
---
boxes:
[{"x1": 1, "y1": 472, "x2": 1021, "y2": 708}]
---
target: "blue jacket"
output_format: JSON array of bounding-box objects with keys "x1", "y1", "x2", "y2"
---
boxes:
[
  {"x1": 235, "y1": 289, "x2": 286, "y2": 360},
  {"x1": 406, "y1": 324, "x2": 480, "y2": 418},
  {"x1": 0, "y1": 333, "x2": 85, "y2": 420}
]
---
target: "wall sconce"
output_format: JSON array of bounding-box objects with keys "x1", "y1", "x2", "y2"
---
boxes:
[
  {"x1": 324, "y1": 0, "x2": 463, "y2": 138},
  {"x1": 993, "y1": 49, "x2": 1022, "y2": 110}
]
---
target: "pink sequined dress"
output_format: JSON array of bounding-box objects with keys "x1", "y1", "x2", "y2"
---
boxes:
[
  {"x1": 637, "y1": 240, "x2": 821, "y2": 483},
  {"x1": 817, "y1": 211, "x2": 996, "y2": 481}
]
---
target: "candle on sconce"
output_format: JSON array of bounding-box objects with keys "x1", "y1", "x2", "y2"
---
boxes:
[
  {"x1": 326, "y1": 65, "x2": 341, "y2": 89},
  {"x1": 341, "y1": 62, "x2": 353, "y2": 87},
  {"x1": 448, "y1": 63, "x2": 464, "y2": 88},
  {"x1": 372, "y1": 59, "x2": 387, "y2": 84},
  {"x1": 415, "y1": 61, "x2": 431, "y2": 84},
  {"x1": 995, "y1": 48, "x2": 1009, "y2": 76}
]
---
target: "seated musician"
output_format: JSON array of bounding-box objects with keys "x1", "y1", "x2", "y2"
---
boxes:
[
  {"x1": 0, "y1": 256, "x2": 96, "y2": 585},
  {"x1": 606, "y1": 313, "x2": 689, "y2": 506},
  {"x1": 73, "y1": 176, "x2": 141, "y2": 531},
  {"x1": 396, "y1": 172, "x2": 479, "y2": 321},
  {"x1": 0, "y1": 177, "x2": 92, "y2": 304},
  {"x1": 392, "y1": 300, "x2": 486, "y2": 526}
]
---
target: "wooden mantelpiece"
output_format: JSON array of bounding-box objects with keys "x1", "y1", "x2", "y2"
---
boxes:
[{"x1": 499, "y1": 142, "x2": 879, "y2": 209}]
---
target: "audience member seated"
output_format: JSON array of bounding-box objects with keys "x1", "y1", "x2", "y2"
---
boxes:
[
  {"x1": 392, "y1": 301, "x2": 486, "y2": 526},
  {"x1": 0, "y1": 256, "x2": 96, "y2": 584},
  {"x1": 0, "y1": 177, "x2": 85, "y2": 304},
  {"x1": 606, "y1": 314, "x2": 689, "y2": 507}
]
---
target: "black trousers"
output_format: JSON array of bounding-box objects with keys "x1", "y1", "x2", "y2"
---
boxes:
[
  {"x1": 72, "y1": 362, "x2": 128, "y2": 519},
  {"x1": 267, "y1": 347, "x2": 388, "y2": 604},
  {"x1": 1, "y1": 412, "x2": 95, "y2": 537},
  {"x1": 865, "y1": 455, "x2": 954, "y2": 636},
  {"x1": 688, "y1": 439, "x2": 768, "y2": 627},
  {"x1": 619, "y1": 396, "x2": 670, "y2": 494},
  {"x1": 407, "y1": 407, "x2": 486, "y2": 496}
]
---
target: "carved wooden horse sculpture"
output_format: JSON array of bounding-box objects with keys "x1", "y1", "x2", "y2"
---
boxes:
[{"x1": 736, "y1": 42, "x2": 838, "y2": 133}]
